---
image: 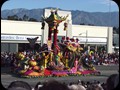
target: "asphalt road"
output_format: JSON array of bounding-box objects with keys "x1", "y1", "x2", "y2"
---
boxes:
[{"x1": 1, "y1": 65, "x2": 119, "y2": 88}]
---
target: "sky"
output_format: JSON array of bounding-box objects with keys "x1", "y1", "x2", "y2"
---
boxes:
[{"x1": 1, "y1": 0, "x2": 119, "y2": 12}]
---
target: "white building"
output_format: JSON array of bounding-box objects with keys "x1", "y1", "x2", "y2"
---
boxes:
[{"x1": 1, "y1": 9, "x2": 113, "y2": 53}]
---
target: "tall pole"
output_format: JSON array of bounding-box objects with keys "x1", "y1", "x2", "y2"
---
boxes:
[
  {"x1": 85, "y1": 30, "x2": 88, "y2": 52},
  {"x1": 85, "y1": 30, "x2": 88, "y2": 46},
  {"x1": 41, "y1": 21, "x2": 45, "y2": 47},
  {"x1": 107, "y1": 0, "x2": 111, "y2": 53},
  {"x1": 41, "y1": 9, "x2": 45, "y2": 47},
  {"x1": 41, "y1": 29, "x2": 44, "y2": 47},
  {"x1": 66, "y1": 27, "x2": 68, "y2": 40},
  {"x1": 79, "y1": 31, "x2": 87, "y2": 48},
  {"x1": 64, "y1": 20, "x2": 69, "y2": 41}
]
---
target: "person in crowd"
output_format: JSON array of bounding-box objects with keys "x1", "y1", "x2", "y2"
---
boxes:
[
  {"x1": 1, "y1": 50, "x2": 119, "y2": 67},
  {"x1": 7, "y1": 81, "x2": 32, "y2": 90},
  {"x1": 68, "y1": 84, "x2": 80, "y2": 90},
  {"x1": 106, "y1": 74, "x2": 119, "y2": 90},
  {"x1": 34, "y1": 81, "x2": 43, "y2": 90},
  {"x1": 86, "y1": 84, "x2": 103, "y2": 90},
  {"x1": 101, "y1": 83, "x2": 107, "y2": 90},
  {"x1": 39, "y1": 80, "x2": 70, "y2": 90}
]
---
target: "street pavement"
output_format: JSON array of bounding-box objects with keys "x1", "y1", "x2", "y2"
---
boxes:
[{"x1": 1, "y1": 64, "x2": 119, "y2": 88}]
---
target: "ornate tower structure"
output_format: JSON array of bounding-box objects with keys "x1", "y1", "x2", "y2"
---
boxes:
[{"x1": 42, "y1": 9, "x2": 68, "y2": 63}]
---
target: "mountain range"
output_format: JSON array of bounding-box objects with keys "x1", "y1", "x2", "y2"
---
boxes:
[{"x1": 1, "y1": 8, "x2": 119, "y2": 27}]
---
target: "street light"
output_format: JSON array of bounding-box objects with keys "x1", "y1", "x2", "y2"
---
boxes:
[
  {"x1": 64, "y1": 20, "x2": 70, "y2": 41},
  {"x1": 41, "y1": 21, "x2": 45, "y2": 47},
  {"x1": 106, "y1": 0, "x2": 111, "y2": 53},
  {"x1": 79, "y1": 30, "x2": 88, "y2": 46}
]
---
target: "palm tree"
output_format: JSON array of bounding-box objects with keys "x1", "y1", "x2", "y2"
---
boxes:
[{"x1": 22, "y1": 14, "x2": 29, "y2": 21}]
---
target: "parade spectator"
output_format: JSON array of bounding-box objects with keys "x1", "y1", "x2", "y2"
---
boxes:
[
  {"x1": 34, "y1": 82, "x2": 43, "y2": 90},
  {"x1": 68, "y1": 84, "x2": 81, "y2": 90},
  {"x1": 106, "y1": 74, "x2": 119, "y2": 90},
  {"x1": 87, "y1": 84, "x2": 103, "y2": 90},
  {"x1": 39, "y1": 80, "x2": 70, "y2": 90},
  {"x1": 6, "y1": 77, "x2": 119, "y2": 90},
  {"x1": 1, "y1": 49, "x2": 119, "y2": 67},
  {"x1": 7, "y1": 81, "x2": 32, "y2": 90}
]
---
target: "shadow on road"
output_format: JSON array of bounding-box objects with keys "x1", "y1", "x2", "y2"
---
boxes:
[{"x1": 1, "y1": 67, "x2": 21, "y2": 78}]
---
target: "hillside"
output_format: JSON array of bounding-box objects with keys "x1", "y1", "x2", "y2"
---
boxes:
[{"x1": 1, "y1": 8, "x2": 119, "y2": 27}]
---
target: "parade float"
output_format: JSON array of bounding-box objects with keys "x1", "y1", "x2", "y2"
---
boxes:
[{"x1": 13, "y1": 9, "x2": 100, "y2": 78}]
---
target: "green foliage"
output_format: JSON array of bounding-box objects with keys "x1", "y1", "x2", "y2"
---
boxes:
[
  {"x1": 7, "y1": 15, "x2": 19, "y2": 20},
  {"x1": 113, "y1": 26, "x2": 119, "y2": 34},
  {"x1": 22, "y1": 14, "x2": 29, "y2": 21},
  {"x1": 28, "y1": 18, "x2": 38, "y2": 22}
]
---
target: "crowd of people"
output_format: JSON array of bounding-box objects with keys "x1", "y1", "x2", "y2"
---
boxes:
[
  {"x1": 1, "y1": 50, "x2": 119, "y2": 68},
  {"x1": 1, "y1": 51, "x2": 34, "y2": 67},
  {"x1": 1, "y1": 37, "x2": 119, "y2": 67},
  {"x1": 1, "y1": 45, "x2": 119, "y2": 90},
  {"x1": 6, "y1": 73, "x2": 119, "y2": 90},
  {"x1": 81, "y1": 51, "x2": 119, "y2": 66}
]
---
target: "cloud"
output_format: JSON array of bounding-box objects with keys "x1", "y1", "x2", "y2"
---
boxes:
[
  {"x1": 99, "y1": 0, "x2": 117, "y2": 6},
  {"x1": 87, "y1": 0, "x2": 117, "y2": 6}
]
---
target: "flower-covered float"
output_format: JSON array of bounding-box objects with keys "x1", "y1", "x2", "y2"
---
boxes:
[{"x1": 12, "y1": 9, "x2": 100, "y2": 78}]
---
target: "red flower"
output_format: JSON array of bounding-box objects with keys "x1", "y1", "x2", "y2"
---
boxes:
[{"x1": 44, "y1": 69, "x2": 52, "y2": 76}]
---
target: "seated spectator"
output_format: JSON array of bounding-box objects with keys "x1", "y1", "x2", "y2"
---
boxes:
[
  {"x1": 7, "y1": 81, "x2": 32, "y2": 90},
  {"x1": 68, "y1": 84, "x2": 79, "y2": 90},
  {"x1": 101, "y1": 83, "x2": 107, "y2": 90},
  {"x1": 7, "y1": 87, "x2": 29, "y2": 90},
  {"x1": 68, "y1": 83, "x2": 86, "y2": 90},
  {"x1": 106, "y1": 74, "x2": 119, "y2": 90},
  {"x1": 34, "y1": 81, "x2": 43, "y2": 90},
  {"x1": 87, "y1": 83, "x2": 103, "y2": 90},
  {"x1": 77, "y1": 85, "x2": 86, "y2": 90},
  {"x1": 40, "y1": 80, "x2": 70, "y2": 90}
]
